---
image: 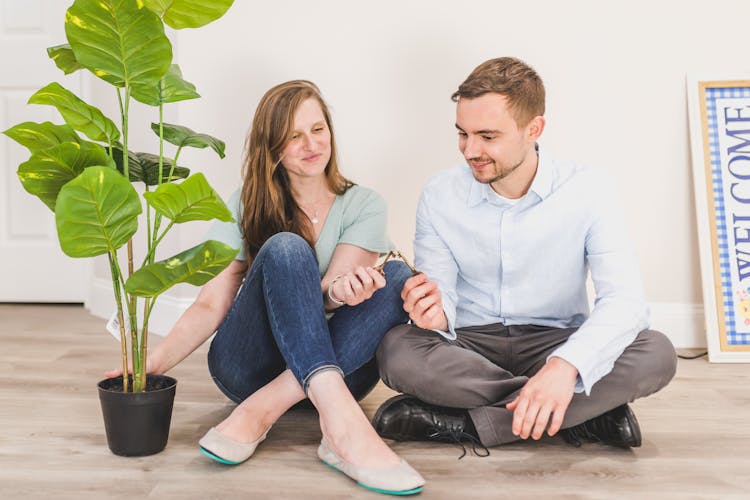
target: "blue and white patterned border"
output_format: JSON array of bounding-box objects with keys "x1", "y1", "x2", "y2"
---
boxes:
[{"x1": 706, "y1": 86, "x2": 750, "y2": 345}]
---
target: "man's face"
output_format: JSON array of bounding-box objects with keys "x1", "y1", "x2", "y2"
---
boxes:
[{"x1": 455, "y1": 93, "x2": 538, "y2": 188}]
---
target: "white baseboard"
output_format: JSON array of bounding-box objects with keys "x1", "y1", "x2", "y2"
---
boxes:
[
  {"x1": 85, "y1": 278, "x2": 196, "y2": 337},
  {"x1": 85, "y1": 282, "x2": 707, "y2": 348},
  {"x1": 648, "y1": 302, "x2": 706, "y2": 348}
]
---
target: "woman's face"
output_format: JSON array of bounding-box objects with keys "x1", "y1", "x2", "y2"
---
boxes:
[{"x1": 279, "y1": 97, "x2": 332, "y2": 182}]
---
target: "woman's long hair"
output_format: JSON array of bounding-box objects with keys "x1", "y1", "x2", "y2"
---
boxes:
[{"x1": 240, "y1": 80, "x2": 352, "y2": 259}]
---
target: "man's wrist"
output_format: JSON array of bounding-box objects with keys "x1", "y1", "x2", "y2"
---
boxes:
[
  {"x1": 547, "y1": 356, "x2": 579, "y2": 380},
  {"x1": 435, "y1": 314, "x2": 448, "y2": 331}
]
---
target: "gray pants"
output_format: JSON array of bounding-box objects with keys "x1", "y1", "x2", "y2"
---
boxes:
[{"x1": 376, "y1": 323, "x2": 677, "y2": 447}]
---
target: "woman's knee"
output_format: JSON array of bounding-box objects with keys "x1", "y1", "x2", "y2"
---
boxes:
[
  {"x1": 261, "y1": 232, "x2": 310, "y2": 255},
  {"x1": 256, "y1": 232, "x2": 316, "y2": 269}
]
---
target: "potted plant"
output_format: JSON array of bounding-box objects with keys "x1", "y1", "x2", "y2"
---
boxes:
[{"x1": 3, "y1": 0, "x2": 237, "y2": 456}]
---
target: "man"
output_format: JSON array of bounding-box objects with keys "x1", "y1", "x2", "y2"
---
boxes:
[{"x1": 373, "y1": 57, "x2": 676, "y2": 451}]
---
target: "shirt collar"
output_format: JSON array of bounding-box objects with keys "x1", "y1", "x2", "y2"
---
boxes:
[
  {"x1": 466, "y1": 145, "x2": 553, "y2": 207},
  {"x1": 527, "y1": 148, "x2": 554, "y2": 201},
  {"x1": 467, "y1": 175, "x2": 491, "y2": 207}
]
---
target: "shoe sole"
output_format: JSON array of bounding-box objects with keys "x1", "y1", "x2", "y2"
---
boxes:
[
  {"x1": 322, "y1": 460, "x2": 424, "y2": 496},
  {"x1": 623, "y1": 405, "x2": 642, "y2": 448},
  {"x1": 199, "y1": 446, "x2": 244, "y2": 465},
  {"x1": 371, "y1": 394, "x2": 415, "y2": 440}
]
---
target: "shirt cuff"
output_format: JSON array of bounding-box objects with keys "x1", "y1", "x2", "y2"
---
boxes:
[
  {"x1": 424, "y1": 298, "x2": 458, "y2": 340},
  {"x1": 547, "y1": 344, "x2": 597, "y2": 395},
  {"x1": 437, "y1": 298, "x2": 458, "y2": 339}
]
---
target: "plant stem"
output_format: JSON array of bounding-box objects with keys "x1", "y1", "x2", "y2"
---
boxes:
[
  {"x1": 158, "y1": 103, "x2": 164, "y2": 186},
  {"x1": 116, "y1": 88, "x2": 129, "y2": 182},
  {"x1": 145, "y1": 185, "x2": 152, "y2": 260},
  {"x1": 140, "y1": 296, "x2": 159, "y2": 389},
  {"x1": 141, "y1": 221, "x2": 175, "y2": 268},
  {"x1": 108, "y1": 252, "x2": 129, "y2": 393},
  {"x1": 150, "y1": 145, "x2": 181, "y2": 248},
  {"x1": 138, "y1": 105, "x2": 164, "y2": 387},
  {"x1": 139, "y1": 298, "x2": 150, "y2": 389},
  {"x1": 119, "y1": 85, "x2": 143, "y2": 392},
  {"x1": 150, "y1": 103, "x2": 166, "y2": 263},
  {"x1": 169, "y1": 145, "x2": 183, "y2": 183},
  {"x1": 111, "y1": 250, "x2": 140, "y2": 391},
  {"x1": 126, "y1": 296, "x2": 140, "y2": 392}
]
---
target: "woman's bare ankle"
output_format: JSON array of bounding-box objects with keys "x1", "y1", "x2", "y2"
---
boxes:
[
  {"x1": 307, "y1": 369, "x2": 400, "y2": 467},
  {"x1": 320, "y1": 411, "x2": 401, "y2": 468},
  {"x1": 216, "y1": 405, "x2": 271, "y2": 443}
]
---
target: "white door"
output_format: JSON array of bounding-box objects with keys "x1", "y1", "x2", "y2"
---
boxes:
[{"x1": 0, "y1": 0, "x2": 88, "y2": 302}]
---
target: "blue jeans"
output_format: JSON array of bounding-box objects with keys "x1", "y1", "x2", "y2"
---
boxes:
[{"x1": 207, "y1": 232, "x2": 411, "y2": 403}]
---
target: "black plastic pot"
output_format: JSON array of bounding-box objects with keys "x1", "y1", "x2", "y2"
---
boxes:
[{"x1": 97, "y1": 374, "x2": 177, "y2": 456}]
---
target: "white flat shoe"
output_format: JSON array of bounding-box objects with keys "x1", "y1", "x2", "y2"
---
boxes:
[
  {"x1": 198, "y1": 426, "x2": 270, "y2": 465},
  {"x1": 317, "y1": 438, "x2": 425, "y2": 495}
]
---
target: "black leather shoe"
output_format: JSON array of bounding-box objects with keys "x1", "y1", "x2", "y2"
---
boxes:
[
  {"x1": 372, "y1": 395, "x2": 489, "y2": 458},
  {"x1": 372, "y1": 395, "x2": 468, "y2": 441},
  {"x1": 562, "y1": 404, "x2": 642, "y2": 448}
]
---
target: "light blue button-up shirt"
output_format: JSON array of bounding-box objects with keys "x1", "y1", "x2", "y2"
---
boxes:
[{"x1": 414, "y1": 152, "x2": 650, "y2": 394}]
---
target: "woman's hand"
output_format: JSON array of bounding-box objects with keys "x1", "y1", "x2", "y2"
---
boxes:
[
  {"x1": 328, "y1": 266, "x2": 386, "y2": 307},
  {"x1": 103, "y1": 354, "x2": 162, "y2": 379}
]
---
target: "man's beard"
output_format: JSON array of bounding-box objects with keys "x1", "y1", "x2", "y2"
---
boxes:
[{"x1": 471, "y1": 155, "x2": 525, "y2": 185}]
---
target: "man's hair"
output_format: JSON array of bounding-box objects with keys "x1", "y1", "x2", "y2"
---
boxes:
[{"x1": 451, "y1": 57, "x2": 545, "y2": 127}]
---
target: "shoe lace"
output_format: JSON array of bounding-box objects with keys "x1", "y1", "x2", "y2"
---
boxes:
[{"x1": 428, "y1": 424, "x2": 490, "y2": 460}]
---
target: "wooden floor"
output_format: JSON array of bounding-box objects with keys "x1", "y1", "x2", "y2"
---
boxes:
[{"x1": 1, "y1": 304, "x2": 748, "y2": 499}]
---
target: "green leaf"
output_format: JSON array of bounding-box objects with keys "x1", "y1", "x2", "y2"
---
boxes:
[
  {"x1": 152, "y1": 122, "x2": 225, "y2": 158},
  {"x1": 18, "y1": 142, "x2": 116, "y2": 211},
  {"x1": 143, "y1": 0, "x2": 234, "y2": 29},
  {"x1": 56, "y1": 166, "x2": 141, "y2": 257},
  {"x1": 65, "y1": 0, "x2": 172, "y2": 87},
  {"x1": 28, "y1": 82, "x2": 120, "y2": 144},
  {"x1": 3, "y1": 121, "x2": 81, "y2": 153},
  {"x1": 141, "y1": 0, "x2": 170, "y2": 16},
  {"x1": 125, "y1": 240, "x2": 238, "y2": 297},
  {"x1": 131, "y1": 64, "x2": 200, "y2": 106},
  {"x1": 144, "y1": 173, "x2": 233, "y2": 223},
  {"x1": 111, "y1": 148, "x2": 190, "y2": 185},
  {"x1": 47, "y1": 44, "x2": 83, "y2": 75}
]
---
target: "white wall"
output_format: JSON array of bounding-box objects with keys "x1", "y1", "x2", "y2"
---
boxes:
[{"x1": 89, "y1": 0, "x2": 750, "y2": 346}]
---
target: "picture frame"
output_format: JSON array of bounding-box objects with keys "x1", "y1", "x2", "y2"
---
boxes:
[{"x1": 687, "y1": 76, "x2": 750, "y2": 362}]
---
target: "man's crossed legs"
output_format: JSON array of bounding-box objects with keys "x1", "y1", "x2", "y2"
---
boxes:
[{"x1": 373, "y1": 323, "x2": 676, "y2": 448}]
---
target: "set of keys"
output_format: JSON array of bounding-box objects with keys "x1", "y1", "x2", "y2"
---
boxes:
[{"x1": 374, "y1": 250, "x2": 420, "y2": 277}]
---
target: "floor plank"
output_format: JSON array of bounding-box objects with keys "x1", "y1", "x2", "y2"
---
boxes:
[{"x1": 1, "y1": 304, "x2": 748, "y2": 499}]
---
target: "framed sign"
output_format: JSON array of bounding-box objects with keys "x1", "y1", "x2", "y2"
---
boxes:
[{"x1": 687, "y1": 76, "x2": 750, "y2": 362}]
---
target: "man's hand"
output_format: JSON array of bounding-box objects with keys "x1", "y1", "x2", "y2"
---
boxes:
[
  {"x1": 401, "y1": 273, "x2": 448, "y2": 330},
  {"x1": 506, "y1": 357, "x2": 578, "y2": 440}
]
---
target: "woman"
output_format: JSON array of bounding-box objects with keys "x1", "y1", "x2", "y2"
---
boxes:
[{"x1": 107, "y1": 80, "x2": 424, "y2": 495}]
